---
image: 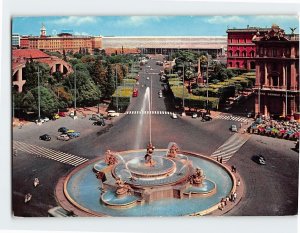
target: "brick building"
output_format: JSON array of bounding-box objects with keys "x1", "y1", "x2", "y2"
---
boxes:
[
  {"x1": 252, "y1": 24, "x2": 299, "y2": 117},
  {"x1": 227, "y1": 26, "x2": 270, "y2": 70},
  {"x1": 19, "y1": 24, "x2": 102, "y2": 54}
]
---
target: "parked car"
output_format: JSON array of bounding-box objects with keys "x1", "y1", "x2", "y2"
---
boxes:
[
  {"x1": 93, "y1": 120, "x2": 106, "y2": 126},
  {"x1": 159, "y1": 93, "x2": 163, "y2": 98},
  {"x1": 67, "y1": 132, "x2": 80, "y2": 138},
  {"x1": 35, "y1": 119, "x2": 45, "y2": 124},
  {"x1": 171, "y1": 113, "x2": 178, "y2": 119},
  {"x1": 53, "y1": 113, "x2": 60, "y2": 120},
  {"x1": 58, "y1": 112, "x2": 67, "y2": 117},
  {"x1": 57, "y1": 134, "x2": 70, "y2": 141},
  {"x1": 69, "y1": 111, "x2": 75, "y2": 117},
  {"x1": 202, "y1": 114, "x2": 212, "y2": 121},
  {"x1": 89, "y1": 114, "x2": 102, "y2": 121},
  {"x1": 42, "y1": 117, "x2": 50, "y2": 122},
  {"x1": 67, "y1": 129, "x2": 75, "y2": 133},
  {"x1": 252, "y1": 154, "x2": 266, "y2": 165},
  {"x1": 146, "y1": 77, "x2": 150, "y2": 80},
  {"x1": 39, "y1": 134, "x2": 51, "y2": 141},
  {"x1": 108, "y1": 110, "x2": 120, "y2": 117},
  {"x1": 192, "y1": 113, "x2": 198, "y2": 118},
  {"x1": 231, "y1": 124, "x2": 238, "y2": 132},
  {"x1": 58, "y1": 127, "x2": 68, "y2": 133}
]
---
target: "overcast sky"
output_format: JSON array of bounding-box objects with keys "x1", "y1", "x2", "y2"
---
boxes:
[{"x1": 12, "y1": 16, "x2": 299, "y2": 36}]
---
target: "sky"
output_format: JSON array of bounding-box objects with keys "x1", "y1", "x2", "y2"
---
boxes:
[{"x1": 12, "y1": 16, "x2": 299, "y2": 36}]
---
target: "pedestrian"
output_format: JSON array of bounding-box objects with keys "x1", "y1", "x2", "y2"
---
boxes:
[
  {"x1": 217, "y1": 156, "x2": 219, "y2": 162},
  {"x1": 233, "y1": 192, "x2": 237, "y2": 203},
  {"x1": 240, "y1": 123, "x2": 242, "y2": 129},
  {"x1": 234, "y1": 166, "x2": 237, "y2": 173},
  {"x1": 231, "y1": 165, "x2": 234, "y2": 172},
  {"x1": 237, "y1": 179, "x2": 241, "y2": 186},
  {"x1": 220, "y1": 156, "x2": 223, "y2": 164}
]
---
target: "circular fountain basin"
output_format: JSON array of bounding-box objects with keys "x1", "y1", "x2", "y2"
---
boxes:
[
  {"x1": 125, "y1": 156, "x2": 176, "y2": 178},
  {"x1": 62, "y1": 150, "x2": 235, "y2": 216}
]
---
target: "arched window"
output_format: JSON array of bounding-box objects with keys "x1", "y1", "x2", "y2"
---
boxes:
[
  {"x1": 229, "y1": 50, "x2": 233, "y2": 57},
  {"x1": 228, "y1": 62, "x2": 233, "y2": 67},
  {"x1": 250, "y1": 51, "x2": 255, "y2": 57},
  {"x1": 242, "y1": 51, "x2": 246, "y2": 57},
  {"x1": 235, "y1": 50, "x2": 240, "y2": 57},
  {"x1": 236, "y1": 62, "x2": 240, "y2": 68}
]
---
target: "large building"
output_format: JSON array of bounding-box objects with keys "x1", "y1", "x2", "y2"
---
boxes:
[
  {"x1": 12, "y1": 49, "x2": 73, "y2": 93},
  {"x1": 252, "y1": 24, "x2": 299, "y2": 117},
  {"x1": 102, "y1": 36, "x2": 227, "y2": 56},
  {"x1": 19, "y1": 24, "x2": 102, "y2": 54},
  {"x1": 12, "y1": 33, "x2": 20, "y2": 48},
  {"x1": 227, "y1": 26, "x2": 270, "y2": 70}
]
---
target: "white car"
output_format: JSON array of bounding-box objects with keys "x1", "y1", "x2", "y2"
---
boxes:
[
  {"x1": 171, "y1": 113, "x2": 178, "y2": 119},
  {"x1": 231, "y1": 125, "x2": 238, "y2": 132},
  {"x1": 108, "y1": 110, "x2": 120, "y2": 117},
  {"x1": 192, "y1": 113, "x2": 198, "y2": 118},
  {"x1": 57, "y1": 134, "x2": 70, "y2": 141},
  {"x1": 146, "y1": 77, "x2": 150, "y2": 80},
  {"x1": 42, "y1": 117, "x2": 50, "y2": 122},
  {"x1": 35, "y1": 119, "x2": 45, "y2": 124}
]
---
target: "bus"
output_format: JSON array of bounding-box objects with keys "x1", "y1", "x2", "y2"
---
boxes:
[{"x1": 132, "y1": 88, "x2": 138, "y2": 97}]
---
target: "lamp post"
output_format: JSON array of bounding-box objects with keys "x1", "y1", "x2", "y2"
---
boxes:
[
  {"x1": 206, "y1": 53, "x2": 209, "y2": 113},
  {"x1": 37, "y1": 66, "x2": 41, "y2": 120},
  {"x1": 115, "y1": 65, "x2": 119, "y2": 112},
  {"x1": 182, "y1": 63, "x2": 185, "y2": 115},
  {"x1": 74, "y1": 67, "x2": 77, "y2": 116},
  {"x1": 57, "y1": 88, "x2": 59, "y2": 114}
]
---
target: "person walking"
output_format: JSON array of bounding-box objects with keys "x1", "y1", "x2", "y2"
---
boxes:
[{"x1": 220, "y1": 156, "x2": 223, "y2": 164}]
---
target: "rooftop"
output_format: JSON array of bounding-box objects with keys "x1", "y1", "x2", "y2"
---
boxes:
[{"x1": 12, "y1": 49, "x2": 50, "y2": 59}]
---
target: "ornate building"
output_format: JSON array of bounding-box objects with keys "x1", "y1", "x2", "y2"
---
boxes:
[
  {"x1": 252, "y1": 24, "x2": 299, "y2": 117},
  {"x1": 227, "y1": 26, "x2": 270, "y2": 70}
]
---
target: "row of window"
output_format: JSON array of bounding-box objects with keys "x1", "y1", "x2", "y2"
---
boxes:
[
  {"x1": 228, "y1": 38, "x2": 251, "y2": 43},
  {"x1": 228, "y1": 50, "x2": 255, "y2": 57}
]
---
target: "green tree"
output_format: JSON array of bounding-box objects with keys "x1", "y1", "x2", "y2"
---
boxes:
[
  {"x1": 22, "y1": 87, "x2": 59, "y2": 116},
  {"x1": 22, "y1": 61, "x2": 51, "y2": 92}
]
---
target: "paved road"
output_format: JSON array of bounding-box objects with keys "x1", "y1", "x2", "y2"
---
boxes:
[{"x1": 12, "y1": 56, "x2": 298, "y2": 217}]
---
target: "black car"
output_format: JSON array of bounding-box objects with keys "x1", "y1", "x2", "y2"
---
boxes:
[
  {"x1": 39, "y1": 134, "x2": 51, "y2": 141},
  {"x1": 201, "y1": 114, "x2": 212, "y2": 122},
  {"x1": 93, "y1": 120, "x2": 105, "y2": 126},
  {"x1": 58, "y1": 127, "x2": 68, "y2": 133},
  {"x1": 89, "y1": 114, "x2": 103, "y2": 121},
  {"x1": 252, "y1": 154, "x2": 266, "y2": 165}
]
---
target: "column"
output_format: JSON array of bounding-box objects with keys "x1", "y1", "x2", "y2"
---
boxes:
[
  {"x1": 282, "y1": 64, "x2": 286, "y2": 88},
  {"x1": 290, "y1": 62, "x2": 296, "y2": 90},
  {"x1": 290, "y1": 97, "x2": 295, "y2": 115},
  {"x1": 255, "y1": 93, "x2": 260, "y2": 114},
  {"x1": 60, "y1": 64, "x2": 64, "y2": 73},
  {"x1": 282, "y1": 99, "x2": 286, "y2": 117},
  {"x1": 264, "y1": 63, "x2": 268, "y2": 86},
  {"x1": 255, "y1": 63, "x2": 260, "y2": 86}
]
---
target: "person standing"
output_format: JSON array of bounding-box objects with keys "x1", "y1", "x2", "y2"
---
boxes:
[{"x1": 220, "y1": 156, "x2": 223, "y2": 164}]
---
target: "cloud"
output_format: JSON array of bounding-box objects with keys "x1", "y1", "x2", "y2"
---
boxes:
[
  {"x1": 206, "y1": 16, "x2": 245, "y2": 24},
  {"x1": 52, "y1": 16, "x2": 97, "y2": 26},
  {"x1": 115, "y1": 16, "x2": 170, "y2": 27},
  {"x1": 74, "y1": 31, "x2": 89, "y2": 36},
  {"x1": 254, "y1": 15, "x2": 299, "y2": 21}
]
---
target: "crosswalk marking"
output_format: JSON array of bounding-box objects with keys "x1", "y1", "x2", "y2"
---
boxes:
[
  {"x1": 216, "y1": 114, "x2": 248, "y2": 123},
  {"x1": 210, "y1": 134, "x2": 250, "y2": 163},
  {"x1": 125, "y1": 110, "x2": 173, "y2": 115},
  {"x1": 13, "y1": 141, "x2": 89, "y2": 167}
]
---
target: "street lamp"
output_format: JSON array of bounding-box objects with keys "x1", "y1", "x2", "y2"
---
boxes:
[
  {"x1": 74, "y1": 67, "x2": 77, "y2": 116},
  {"x1": 206, "y1": 53, "x2": 209, "y2": 113},
  {"x1": 115, "y1": 65, "x2": 119, "y2": 112},
  {"x1": 37, "y1": 66, "x2": 41, "y2": 121}
]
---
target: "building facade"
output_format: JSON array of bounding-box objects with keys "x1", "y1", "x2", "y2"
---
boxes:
[
  {"x1": 19, "y1": 24, "x2": 102, "y2": 54},
  {"x1": 252, "y1": 24, "x2": 299, "y2": 117},
  {"x1": 12, "y1": 33, "x2": 20, "y2": 48},
  {"x1": 102, "y1": 36, "x2": 227, "y2": 56},
  {"x1": 227, "y1": 26, "x2": 270, "y2": 70}
]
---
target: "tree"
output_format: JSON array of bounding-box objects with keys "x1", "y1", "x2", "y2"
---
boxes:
[
  {"x1": 22, "y1": 87, "x2": 59, "y2": 116},
  {"x1": 63, "y1": 49, "x2": 67, "y2": 61},
  {"x1": 64, "y1": 70, "x2": 101, "y2": 107},
  {"x1": 22, "y1": 61, "x2": 51, "y2": 92}
]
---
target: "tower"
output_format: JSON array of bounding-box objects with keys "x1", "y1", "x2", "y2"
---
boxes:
[{"x1": 40, "y1": 23, "x2": 46, "y2": 37}]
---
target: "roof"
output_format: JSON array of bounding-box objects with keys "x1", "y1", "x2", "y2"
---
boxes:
[
  {"x1": 227, "y1": 27, "x2": 271, "y2": 33},
  {"x1": 12, "y1": 49, "x2": 50, "y2": 59}
]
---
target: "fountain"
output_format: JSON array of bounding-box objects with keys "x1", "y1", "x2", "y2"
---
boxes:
[{"x1": 58, "y1": 79, "x2": 236, "y2": 216}]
